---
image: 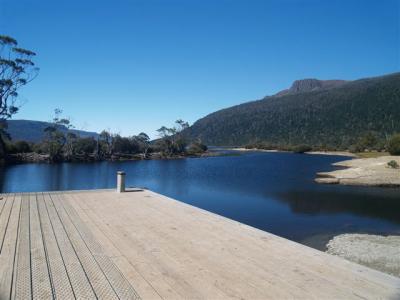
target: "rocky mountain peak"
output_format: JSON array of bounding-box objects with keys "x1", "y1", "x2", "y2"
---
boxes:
[{"x1": 275, "y1": 78, "x2": 348, "y2": 96}]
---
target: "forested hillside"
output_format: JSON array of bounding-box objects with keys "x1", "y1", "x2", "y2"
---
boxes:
[{"x1": 186, "y1": 73, "x2": 400, "y2": 150}]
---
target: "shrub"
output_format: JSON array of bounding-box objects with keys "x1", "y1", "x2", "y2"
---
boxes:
[
  {"x1": 387, "y1": 160, "x2": 399, "y2": 169},
  {"x1": 187, "y1": 142, "x2": 208, "y2": 155},
  {"x1": 387, "y1": 134, "x2": 400, "y2": 155},
  {"x1": 292, "y1": 144, "x2": 312, "y2": 154}
]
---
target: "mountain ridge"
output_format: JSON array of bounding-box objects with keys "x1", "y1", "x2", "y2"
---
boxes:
[
  {"x1": 6, "y1": 119, "x2": 98, "y2": 143},
  {"x1": 186, "y1": 72, "x2": 400, "y2": 149}
]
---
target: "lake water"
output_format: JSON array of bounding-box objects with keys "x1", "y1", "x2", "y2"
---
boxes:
[{"x1": 1, "y1": 151, "x2": 399, "y2": 250}]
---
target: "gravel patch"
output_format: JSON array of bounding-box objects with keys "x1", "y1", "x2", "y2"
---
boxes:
[{"x1": 327, "y1": 234, "x2": 400, "y2": 277}]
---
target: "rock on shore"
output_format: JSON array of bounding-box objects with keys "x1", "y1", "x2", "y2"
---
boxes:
[
  {"x1": 315, "y1": 156, "x2": 400, "y2": 186},
  {"x1": 327, "y1": 234, "x2": 400, "y2": 277}
]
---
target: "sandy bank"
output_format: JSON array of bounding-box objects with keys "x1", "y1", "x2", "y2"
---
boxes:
[
  {"x1": 225, "y1": 148, "x2": 355, "y2": 156},
  {"x1": 222, "y1": 147, "x2": 280, "y2": 152},
  {"x1": 327, "y1": 234, "x2": 400, "y2": 278},
  {"x1": 315, "y1": 155, "x2": 400, "y2": 186},
  {"x1": 306, "y1": 151, "x2": 356, "y2": 157}
]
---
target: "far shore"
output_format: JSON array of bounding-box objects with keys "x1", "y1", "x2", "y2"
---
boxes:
[{"x1": 223, "y1": 147, "x2": 356, "y2": 157}]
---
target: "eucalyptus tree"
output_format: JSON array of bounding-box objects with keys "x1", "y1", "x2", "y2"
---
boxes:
[
  {"x1": 134, "y1": 132, "x2": 150, "y2": 158},
  {"x1": 0, "y1": 35, "x2": 38, "y2": 157},
  {"x1": 44, "y1": 109, "x2": 72, "y2": 162},
  {"x1": 99, "y1": 130, "x2": 115, "y2": 156},
  {"x1": 156, "y1": 119, "x2": 190, "y2": 155}
]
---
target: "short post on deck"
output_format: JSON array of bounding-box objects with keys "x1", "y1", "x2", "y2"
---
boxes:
[{"x1": 117, "y1": 171, "x2": 126, "y2": 193}]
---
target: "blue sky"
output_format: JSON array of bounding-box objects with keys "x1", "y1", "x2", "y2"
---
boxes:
[{"x1": 1, "y1": 0, "x2": 399, "y2": 137}]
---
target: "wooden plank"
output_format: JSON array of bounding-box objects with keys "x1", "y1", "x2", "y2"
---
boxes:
[
  {"x1": 49, "y1": 193, "x2": 119, "y2": 299},
  {"x1": 29, "y1": 193, "x2": 53, "y2": 299},
  {"x1": 43, "y1": 193, "x2": 96, "y2": 299},
  {"x1": 0, "y1": 193, "x2": 7, "y2": 223},
  {"x1": 13, "y1": 193, "x2": 32, "y2": 299},
  {"x1": 0, "y1": 194, "x2": 14, "y2": 254},
  {"x1": 0, "y1": 194, "x2": 21, "y2": 299},
  {"x1": 36, "y1": 192, "x2": 75, "y2": 299},
  {"x1": 56, "y1": 192, "x2": 141, "y2": 300}
]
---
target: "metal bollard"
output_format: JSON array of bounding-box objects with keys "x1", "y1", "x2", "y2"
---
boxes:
[{"x1": 117, "y1": 171, "x2": 126, "y2": 193}]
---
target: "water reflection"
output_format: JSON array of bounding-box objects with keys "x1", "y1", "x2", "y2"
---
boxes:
[{"x1": 276, "y1": 188, "x2": 400, "y2": 224}]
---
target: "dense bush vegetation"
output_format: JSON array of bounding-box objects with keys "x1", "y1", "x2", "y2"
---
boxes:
[
  {"x1": 186, "y1": 73, "x2": 400, "y2": 151},
  {"x1": 6, "y1": 140, "x2": 32, "y2": 154},
  {"x1": 387, "y1": 134, "x2": 400, "y2": 155}
]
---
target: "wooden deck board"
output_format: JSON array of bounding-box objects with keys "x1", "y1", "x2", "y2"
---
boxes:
[
  {"x1": 43, "y1": 193, "x2": 97, "y2": 299},
  {"x1": 0, "y1": 194, "x2": 14, "y2": 254},
  {"x1": 0, "y1": 189, "x2": 399, "y2": 299},
  {"x1": 49, "y1": 193, "x2": 119, "y2": 299},
  {"x1": 36, "y1": 192, "x2": 75, "y2": 299},
  {"x1": 29, "y1": 194, "x2": 52, "y2": 299},
  {"x1": 0, "y1": 194, "x2": 20, "y2": 299},
  {"x1": 13, "y1": 194, "x2": 32, "y2": 299},
  {"x1": 57, "y1": 193, "x2": 141, "y2": 300}
]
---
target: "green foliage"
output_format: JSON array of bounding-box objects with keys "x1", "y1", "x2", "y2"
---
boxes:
[
  {"x1": 113, "y1": 135, "x2": 140, "y2": 154},
  {"x1": 186, "y1": 73, "x2": 400, "y2": 150},
  {"x1": 134, "y1": 132, "x2": 151, "y2": 158},
  {"x1": 387, "y1": 160, "x2": 399, "y2": 169},
  {"x1": 74, "y1": 137, "x2": 97, "y2": 155},
  {"x1": 387, "y1": 134, "x2": 400, "y2": 155}
]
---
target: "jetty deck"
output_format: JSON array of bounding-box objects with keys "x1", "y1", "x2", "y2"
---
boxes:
[{"x1": 0, "y1": 189, "x2": 399, "y2": 299}]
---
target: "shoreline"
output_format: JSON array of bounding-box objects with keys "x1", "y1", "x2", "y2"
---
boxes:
[
  {"x1": 315, "y1": 155, "x2": 400, "y2": 187},
  {"x1": 6, "y1": 150, "x2": 223, "y2": 165}
]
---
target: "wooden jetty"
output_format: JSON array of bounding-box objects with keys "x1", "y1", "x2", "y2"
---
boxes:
[{"x1": 0, "y1": 189, "x2": 399, "y2": 299}]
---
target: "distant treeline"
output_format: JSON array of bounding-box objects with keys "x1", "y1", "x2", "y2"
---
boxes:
[
  {"x1": 244, "y1": 132, "x2": 400, "y2": 155},
  {"x1": 5, "y1": 111, "x2": 208, "y2": 163}
]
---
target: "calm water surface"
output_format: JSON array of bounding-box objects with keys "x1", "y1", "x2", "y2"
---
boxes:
[{"x1": 1, "y1": 151, "x2": 399, "y2": 249}]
